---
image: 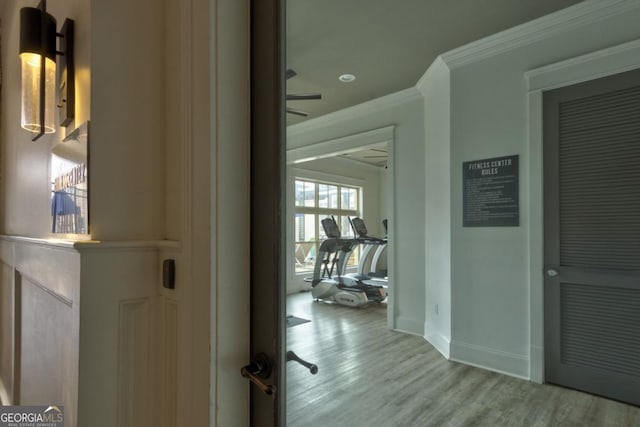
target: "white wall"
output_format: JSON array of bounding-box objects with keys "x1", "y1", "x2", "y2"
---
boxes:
[
  {"x1": 90, "y1": 0, "x2": 166, "y2": 240},
  {"x1": 419, "y1": 0, "x2": 640, "y2": 378},
  {"x1": 418, "y1": 57, "x2": 452, "y2": 358},
  {"x1": 378, "y1": 165, "x2": 389, "y2": 226},
  {"x1": 287, "y1": 88, "x2": 426, "y2": 334},
  {"x1": 377, "y1": 165, "x2": 390, "y2": 272}
]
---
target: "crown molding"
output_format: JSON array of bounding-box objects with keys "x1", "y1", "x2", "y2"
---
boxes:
[
  {"x1": 287, "y1": 87, "x2": 420, "y2": 139},
  {"x1": 441, "y1": 0, "x2": 640, "y2": 69},
  {"x1": 525, "y1": 38, "x2": 640, "y2": 91},
  {"x1": 416, "y1": 56, "x2": 450, "y2": 94}
]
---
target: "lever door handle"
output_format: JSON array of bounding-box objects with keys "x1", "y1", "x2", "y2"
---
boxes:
[
  {"x1": 287, "y1": 350, "x2": 318, "y2": 374},
  {"x1": 241, "y1": 353, "x2": 276, "y2": 396},
  {"x1": 241, "y1": 365, "x2": 276, "y2": 395}
]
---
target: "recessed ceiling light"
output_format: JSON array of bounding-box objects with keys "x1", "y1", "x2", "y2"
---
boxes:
[{"x1": 339, "y1": 73, "x2": 356, "y2": 83}]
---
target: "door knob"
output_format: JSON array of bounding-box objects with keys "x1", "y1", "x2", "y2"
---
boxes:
[
  {"x1": 547, "y1": 268, "x2": 559, "y2": 277},
  {"x1": 287, "y1": 350, "x2": 318, "y2": 374},
  {"x1": 241, "y1": 353, "x2": 276, "y2": 396}
]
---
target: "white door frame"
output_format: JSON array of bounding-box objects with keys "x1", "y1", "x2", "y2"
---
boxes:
[
  {"x1": 525, "y1": 39, "x2": 640, "y2": 383},
  {"x1": 207, "y1": 0, "x2": 251, "y2": 425}
]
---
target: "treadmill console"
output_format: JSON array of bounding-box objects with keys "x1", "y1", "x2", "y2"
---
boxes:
[
  {"x1": 350, "y1": 217, "x2": 369, "y2": 238},
  {"x1": 321, "y1": 217, "x2": 341, "y2": 239}
]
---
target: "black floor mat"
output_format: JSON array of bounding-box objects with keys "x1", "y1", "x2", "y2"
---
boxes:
[{"x1": 286, "y1": 315, "x2": 311, "y2": 328}]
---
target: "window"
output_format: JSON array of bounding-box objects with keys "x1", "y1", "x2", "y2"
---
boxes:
[{"x1": 294, "y1": 179, "x2": 361, "y2": 273}]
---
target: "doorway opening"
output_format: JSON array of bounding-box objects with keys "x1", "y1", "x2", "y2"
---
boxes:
[{"x1": 285, "y1": 128, "x2": 395, "y2": 318}]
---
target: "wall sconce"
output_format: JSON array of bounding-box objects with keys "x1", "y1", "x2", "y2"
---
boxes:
[{"x1": 19, "y1": 0, "x2": 74, "y2": 141}]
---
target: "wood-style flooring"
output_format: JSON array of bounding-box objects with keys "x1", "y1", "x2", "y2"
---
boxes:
[{"x1": 286, "y1": 291, "x2": 640, "y2": 427}]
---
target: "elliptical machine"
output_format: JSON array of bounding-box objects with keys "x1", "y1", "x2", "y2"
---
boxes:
[{"x1": 309, "y1": 217, "x2": 386, "y2": 307}]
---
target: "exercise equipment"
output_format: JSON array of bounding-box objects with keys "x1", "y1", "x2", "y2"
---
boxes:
[
  {"x1": 309, "y1": 217, "x2": 386, "y2": 307},
  {"x1": 343, "y1": 217, "x2": 388, "y2": 283}
]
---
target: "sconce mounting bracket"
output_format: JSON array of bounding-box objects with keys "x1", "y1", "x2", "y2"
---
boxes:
[{"x1": 58, "y1": 18, "x2": 74, "y2": 127}]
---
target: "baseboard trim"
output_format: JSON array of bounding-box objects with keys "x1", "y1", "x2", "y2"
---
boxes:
[
  {"x1": 424, "y1": 328, "x2": 450, "y2": 359},
  {"x1": 450, "y1": 340, "x2": 529, "y2": 380},
  {"x1": 529, "y1": 345, "x2": 544, "y2": 383}
]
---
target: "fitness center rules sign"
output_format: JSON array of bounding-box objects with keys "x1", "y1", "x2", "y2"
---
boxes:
[{"x1": 463, "y1": 154, "x2": 519, "y2": 227}]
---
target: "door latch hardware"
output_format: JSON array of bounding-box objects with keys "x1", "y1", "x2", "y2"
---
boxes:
[
  {"x1": 547, "y1": 268, "x2": 559, "y2": 277},
  {"x1": 241, "y1": 353, "x2": 276, "y2": 396},
  {"x1": 287, "y1": 350, "x2": 318, "y2": 375}
]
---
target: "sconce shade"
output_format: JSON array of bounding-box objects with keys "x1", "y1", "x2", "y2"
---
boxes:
[
  {"x1": 19, "y1": 7, "x2": 57, "y2": 135},
  {"x1": 20, "y1": 54, "x2": 56, "y2": 134}
]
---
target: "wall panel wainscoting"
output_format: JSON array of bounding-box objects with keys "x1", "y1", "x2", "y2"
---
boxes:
[
  {"x1": 0, "y1": 262, "x2": 16, "y2": 405},
  {"x1": 0, "y1": 237, "x2": 180, "y2": 427},
  {"x1": 19, "y1": 273, "x2": 76, "y2": 422}
]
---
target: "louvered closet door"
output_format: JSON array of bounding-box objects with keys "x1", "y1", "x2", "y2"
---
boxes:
[{"x1": 543, "y1": 68, "x2": 640, "y2": 406}]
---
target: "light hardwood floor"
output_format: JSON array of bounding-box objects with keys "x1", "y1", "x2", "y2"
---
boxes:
[{"x1": 286, "y1": 291, "x2": 640, "y2": 427}]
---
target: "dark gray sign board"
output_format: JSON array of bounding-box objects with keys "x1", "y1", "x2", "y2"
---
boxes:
[{"x1": 463, "y1": 154, "x2": 519, "y2": 227}]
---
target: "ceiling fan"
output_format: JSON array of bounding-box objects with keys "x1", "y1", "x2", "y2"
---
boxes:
[{"x1": 286, "y1": 69, "x2": 322, "y2": 117}]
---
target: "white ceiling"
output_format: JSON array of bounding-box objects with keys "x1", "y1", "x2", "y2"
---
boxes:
[{"x1": 286, "y1": 0, "x2": 584, "y2": 126}]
